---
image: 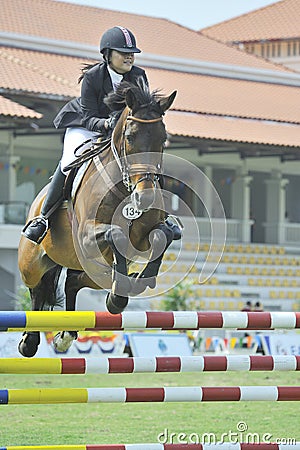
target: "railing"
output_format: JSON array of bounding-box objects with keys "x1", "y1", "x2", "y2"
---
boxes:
[
  {"x1": 1, "y1": 205, "x2": 300, "y2": 245},
  {"x1": 284, "y1": 222, "x2": 300, "y2": 246},
  {"x1": 0, "y1": 201, "x2": 29, "y2": 225},
  {"x1": 263, "y1": 221, "x2": 300, "y2": 246},
  {"x1": 181, "y1": 217, "x2": 300, "y2": 245},
  {"x1": 180, "y1": 217, "x2": 252, "y2": 243}
]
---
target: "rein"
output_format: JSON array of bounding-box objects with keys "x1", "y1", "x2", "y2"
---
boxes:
[
  {"x1": 64, "y1": 139, "x2": 111, "y2": 171},
  {"x1": 110, "y1": 113, "x2": 163, "y2": 192}
]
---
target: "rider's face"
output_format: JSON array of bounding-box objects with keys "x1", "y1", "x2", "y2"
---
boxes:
[{"x1": 109, "y1": 50, "x2": 135, "y2": 74}]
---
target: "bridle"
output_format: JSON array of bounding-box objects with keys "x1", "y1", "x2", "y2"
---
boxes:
[{"x1": 110, "y1": 113, "x2": 164, "y2": 193}]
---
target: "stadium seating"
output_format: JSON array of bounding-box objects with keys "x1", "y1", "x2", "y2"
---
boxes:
[{"x1": 153, "y1": 241, "x2": 300, "y2": 312}]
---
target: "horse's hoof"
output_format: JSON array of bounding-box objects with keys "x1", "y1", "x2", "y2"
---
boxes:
[
  {"x1": 18, "y1": 332, "x2": 40, "y2": 358},
  {"x1": 106, "y1": 292, "x2": 128, "y2": 314},
  {"x1": 53, "y1": 331, "x2": 78, "y2": 353}
]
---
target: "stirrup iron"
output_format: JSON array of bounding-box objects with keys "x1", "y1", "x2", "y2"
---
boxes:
[{"x1": 22, "y1": 215, "x2": 49, "y2": 244}]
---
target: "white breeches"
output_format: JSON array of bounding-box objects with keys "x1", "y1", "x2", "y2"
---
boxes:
[{"x1": 60, "y1": 127, "x2": 100, "y2": 174}]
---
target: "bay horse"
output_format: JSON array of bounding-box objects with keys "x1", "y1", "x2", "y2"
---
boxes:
[{"x1": 18, "y1": 80, "x2": 177, "y2": 357}]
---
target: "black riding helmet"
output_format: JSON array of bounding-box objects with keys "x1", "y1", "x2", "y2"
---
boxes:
[{"x1": 100, "y1": 26, "x2": 141, "y2": 54}]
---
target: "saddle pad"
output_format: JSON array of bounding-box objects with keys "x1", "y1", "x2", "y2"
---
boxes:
[{"x1": 71, "y1": 160, "x2": 90, "y2": 200}]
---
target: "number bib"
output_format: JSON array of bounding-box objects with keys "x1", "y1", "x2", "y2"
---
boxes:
[{"x1": 122, "y1": 203, "x2": 143, "y2": 220}]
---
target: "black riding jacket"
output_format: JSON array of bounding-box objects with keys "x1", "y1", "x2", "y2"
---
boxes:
[{"x1": 53, "y1": 62, "x2": 148, "y2": 131}]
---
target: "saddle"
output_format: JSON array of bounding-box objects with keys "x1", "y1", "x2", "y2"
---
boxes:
[{"x1": 63, "y1": 137, "x2": 111, "y2": 201}]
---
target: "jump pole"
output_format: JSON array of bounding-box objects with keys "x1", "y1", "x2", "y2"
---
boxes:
[
  {"x1": 1, "y1": 445, "x2": 300, "y2": 450},
  {"x1": 1, "y1": 386, "x2": 300, "y2": 404},
  {"x1": 1, "y1": 311, "x2": 300, "y2": 331},
  {"x1": 1, "y1": 355, "x2": 300, "y2": 374}
]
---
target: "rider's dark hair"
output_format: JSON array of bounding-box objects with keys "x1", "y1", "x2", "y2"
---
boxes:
[
  {"x1": 78, "y1": 62, "x2": 98, "y2": 83},
  {"x1": 102, "y1": 49, "x2": 111, "y2": 63},
  {"x1": 78, "y1": 50, "x2": 111, "y2": 84}
]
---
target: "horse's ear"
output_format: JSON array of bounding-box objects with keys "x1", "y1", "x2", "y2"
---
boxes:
[
  {"x1": 125, "y1": 89, "x2": 136, "y2": 110},
  {"x1": 159, "y1": 90, "x2": 177, "y2": 113}
]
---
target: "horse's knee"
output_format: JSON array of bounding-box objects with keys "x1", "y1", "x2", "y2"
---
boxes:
[
  {"x1": 149, "y1": 224, "x2": 173, "y2": 259},
  {"x1": 81, "y1": 224, "x2": 111, "y2": 258},
  {"x1": 81, "y1": 232, "x2": 101, "y2": 258},
  {"x1": 105, "y1": 226, "x2": 127, "y2": 254}
]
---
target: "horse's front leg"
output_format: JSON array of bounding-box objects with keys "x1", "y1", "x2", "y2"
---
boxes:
[
  {"x1": 104, "y1": 226, "x2": 131, "y2": 314},
  {"x1": 129, "y1": 223, "x2": 174, "y2": 296}
]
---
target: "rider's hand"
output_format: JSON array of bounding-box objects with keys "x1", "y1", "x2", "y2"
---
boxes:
[
  {"x1": 104, "y1": 116, "x2": 116, "y2": 130},
  {"x1": 97, "y1": 117, "x2": 116, "y2": 135}
]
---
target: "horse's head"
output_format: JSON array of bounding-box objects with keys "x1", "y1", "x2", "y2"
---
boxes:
[{"x1": 105, "y1": 79, "x2": 176, "y2": 211}]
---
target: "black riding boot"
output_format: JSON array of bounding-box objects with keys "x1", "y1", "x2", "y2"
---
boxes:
[{"x1": 22, "y1": 162, "x2": 66, "y2": 244}]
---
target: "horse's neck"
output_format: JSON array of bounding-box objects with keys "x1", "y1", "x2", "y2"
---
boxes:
[
  {"x1": 111, "y1": 110, "x2": 128, "y2": 153},
  {"x1": 90, "y1": 149, "x2": 127, "y2": 200}
]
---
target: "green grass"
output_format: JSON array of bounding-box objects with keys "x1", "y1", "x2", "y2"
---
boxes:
[{"x1": 0, "y1": 370, "x2": 299, "y2": 446}]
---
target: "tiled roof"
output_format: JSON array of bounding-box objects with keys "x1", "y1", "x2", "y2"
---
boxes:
[
  {"x1": 0, "y1": 0, "x2": 293, "y2": 73},
  {"x1": 1, "y1": 47, "x2": 300, "y2": 125},
  {"x1": 201, "y1": 0, "x2": 299, "y2": 43},
  {"x1": 166, "y1": 111, "x2": 300, "y2": 148},
  {"x1": 1, "y1": 0, "x2": 300, "y2": 148},
  {"x1": 0, "y1": 47, "x2": 80, "y2": 98},
  {"x1": 0, "y1": 95, "x2": 42, "y2": 119},
  {"x1": 148, "y1": 68, "x2": 300, "y2": 124},
  {"x1": 1, "y1": 46, "x2": 300, "y2": 146}
]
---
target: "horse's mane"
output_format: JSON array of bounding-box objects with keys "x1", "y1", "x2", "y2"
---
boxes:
[{"x1": 104, "y1": 77, "x2": 162, "y2": 113}]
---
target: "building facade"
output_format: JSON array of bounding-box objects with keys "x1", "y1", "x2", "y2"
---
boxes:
[{"x1": 1, "y1": 0, "x2": 300, "y2": 307}]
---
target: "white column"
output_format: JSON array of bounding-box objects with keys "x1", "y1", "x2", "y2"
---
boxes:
[
  {"x1": 0, "y1": 155, "x2": 20, "y2": 202},
  {"x1": 231, "y1": 170, "x2": 253, "y2": 242},
  {"x1": 264, "y1": 171, "x2": 289, "y2": 244},
  {"x1": 0, "y1": 132, "x2": 20, "y2": 202},
  {"x1": 202, "y1": 165, "x2": 213, "y2": 217},
  {"x1": 190, "y1": 165, "x2": 213, "y2": 217}
]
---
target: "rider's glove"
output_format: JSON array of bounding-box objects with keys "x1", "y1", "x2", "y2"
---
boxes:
[
  {"x1": 97, "y1": 117, "x2": 116, "y2": 135},
  {"x1": 104, "y1": 116, "x2": 116, "y2": 130}
]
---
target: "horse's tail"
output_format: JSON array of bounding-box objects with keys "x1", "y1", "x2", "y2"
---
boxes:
[{"x1": 39, "y1": 265, "x2": 65, "y2": 310}]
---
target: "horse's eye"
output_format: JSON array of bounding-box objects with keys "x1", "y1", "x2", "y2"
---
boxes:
[
  {"x1": 161, "y1": 136, "x2": 167, "y2": 147},
  {"x1": 126, "y1": 134, "x2": 135, "y2": 145}
]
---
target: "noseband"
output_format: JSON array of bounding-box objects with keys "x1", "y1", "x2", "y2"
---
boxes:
[{"x1": 110, "y1": 114, "x2": 164, "y2": 192}]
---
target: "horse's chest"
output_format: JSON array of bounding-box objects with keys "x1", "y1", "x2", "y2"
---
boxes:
[{"x1": 128, "y1": 220, "x2": 155, "y2": 251}]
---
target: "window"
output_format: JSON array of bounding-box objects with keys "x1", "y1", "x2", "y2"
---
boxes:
[
  {"x1": 277, "y1": 43, "x2": 281, "y2": 57},
  {"x1": 272, "y1": 43, "x2": 276, "y2": 57}
]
